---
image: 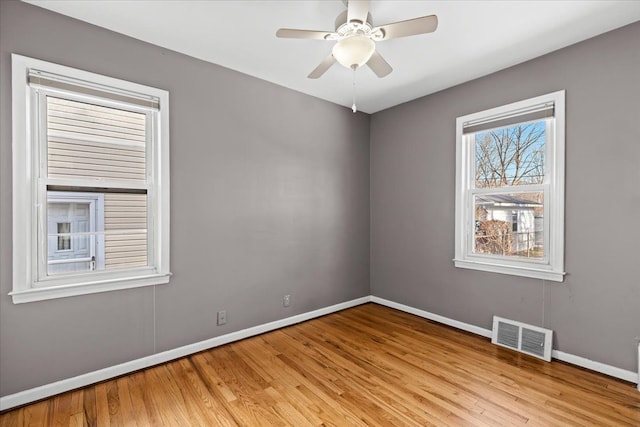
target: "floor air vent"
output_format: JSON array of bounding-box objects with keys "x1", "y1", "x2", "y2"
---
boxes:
[{"x1": 492, "y1": 316, "x2": 553, "y2": 361}]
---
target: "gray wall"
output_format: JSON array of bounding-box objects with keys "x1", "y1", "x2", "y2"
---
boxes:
[
  {"x1": 1, "y1": 0, "x2": 638, "y2": 401},
  {"x1": 0, "y1": 1, "x2": 370, "y2": 396},
  {"x1": 371, "y1": 21, "x2": 640, "y2": 372}
]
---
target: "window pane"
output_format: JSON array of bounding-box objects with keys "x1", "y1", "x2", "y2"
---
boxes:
[
  {"x1": 48, "y1": 199, "x2": 95, "y2": 274},
  {"x1": 47, "y1": 191, "x2": 148, "y2": 275},
  {"x1": 57, "y1": 222, "x2": 71, "y2": 250},
  {"x1": 104, "y1": 193, "x2": 148, "y2": 270},
  {"x1": 475, "y1": 121, "x2": 545, "y2": 188},
  {"x1": 104, "y1": 231, "x2": 148, "y2": 270},
  {"x1": 474, "y1": 192, "x2": 544, "y2": 258},
  {"x1": 46, "y1": 96, "x2": 146, "y2": 182},
  {"x1": 45, "y1": 96, "x2": 150, "y2": 276}
]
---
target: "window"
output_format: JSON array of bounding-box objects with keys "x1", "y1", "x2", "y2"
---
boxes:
[
  {"x1": 57, "y1": 222, "x2": 71, "y2": 251},
  {"x1": 454, "y1": 91, "x2": 565, "y2": 281},
  {"x1": 11, "y1": 54, "x2": 170, "y2": 303}
]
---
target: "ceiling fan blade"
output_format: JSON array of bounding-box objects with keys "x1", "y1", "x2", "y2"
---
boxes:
[
  {"x1": 276, "y1": 28, "x2": 335, "y2": 40},
  {"x1": 308, "y1": 54, "x2": 336, "y2": 79},
  {"x1": 347, "y1": 0, "x2": 369, "y2": 25},
  {"x1": 367, "y1": 51, "x2": 393, "y2": 78},
  {"x1": 375, "y1": 15, "x2": 438, "y2": 40}
]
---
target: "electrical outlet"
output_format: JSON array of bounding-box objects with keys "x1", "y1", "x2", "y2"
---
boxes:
[
  {"x1": 283, "y1": 294, "x2": 291, "y2": 307},
  {"x1": 217, "y1": 310, "x2": 227, "y2": 325}
]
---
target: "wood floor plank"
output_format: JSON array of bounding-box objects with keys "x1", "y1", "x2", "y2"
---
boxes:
[
  {"x1": 93, "y1": 383, "x2": 111, "y2": 426},
  {"x1": 118, "y1": 372, "x2": 151, "y2": 427},
  {"x1": 166, "y1": 358, "x2": 226, "y2": 426},
  {"x1": 129, "y1": 370, "x2": 162, "y2": 426},
  {"x1": 81, "y1": 388, "x2": 97, "y2": 427},
  {"x1": 2, "y1": 303, "x2": 639, "y2": 426},
  {"x1": 143, "y1": 363, "x2": 195, "y2": 425},
  {"x1": 288, "y1": 325, "x2": 450, "y2": 425},
  {"x1": 297, "y1": 318, "x2": 491, "y2": 425}
]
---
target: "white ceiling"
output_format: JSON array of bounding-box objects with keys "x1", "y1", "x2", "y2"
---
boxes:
[{"x1": 25, "y1": 1, "x2": 640, "y2": 114}]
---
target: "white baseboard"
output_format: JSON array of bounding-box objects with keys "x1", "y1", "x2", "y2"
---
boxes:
[
  {"x1": 0, "y1": 296, "x2": 371, "y2": 411},
  {"x1": 551, "y1": 350, "x2": 638, "y2": 384},
  {"x1": 371, "y1": 296, "x2": 639, "y2": 385},
  {"x1": 2, "y1": 294, "x2": 637, "y2": 410},
  {"x1": 371, "y1": 296, "x2": 493, "y2": 338}
]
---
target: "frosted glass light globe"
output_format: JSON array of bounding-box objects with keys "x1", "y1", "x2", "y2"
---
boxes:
[{"x1": 332, "y1": 34, "x2": 375, "y2": 69}]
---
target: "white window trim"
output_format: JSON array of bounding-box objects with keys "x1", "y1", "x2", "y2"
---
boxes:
[
  {"x1": 454, "y1": 91, "x2": 565, "y2": 282},
  {"x1": 11, "y1": 54, "x2": 171, "y2": 303}
]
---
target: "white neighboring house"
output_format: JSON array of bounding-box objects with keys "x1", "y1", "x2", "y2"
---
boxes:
[
  {"x1": 475, "y1": 194, "x2": 542, "y2": 254},
  {"x1": 47, "y1": 191, "x2": 105, "y2": 273}
]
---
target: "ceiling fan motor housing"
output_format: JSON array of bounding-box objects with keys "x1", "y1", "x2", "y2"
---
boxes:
[{"x1": 328, "y1": 10, "x2": 385, "y2": 42}]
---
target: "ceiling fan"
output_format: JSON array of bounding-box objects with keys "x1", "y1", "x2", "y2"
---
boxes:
[{"x1": 276, "y1": 0, "x2": 438, "y2": 79}]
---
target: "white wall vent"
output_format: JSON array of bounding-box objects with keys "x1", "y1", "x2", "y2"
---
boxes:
[{"x1": 492, "y1": 316, "x2": 553, "y2": 362}]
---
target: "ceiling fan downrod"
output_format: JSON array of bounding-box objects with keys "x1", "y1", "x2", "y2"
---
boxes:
[{"x1": 352, "y1": 65, "x2": 357, "y2": 113}]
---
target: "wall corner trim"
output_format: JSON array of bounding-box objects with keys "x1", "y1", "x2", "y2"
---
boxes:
[
  {"x1": 0, "y1": 296, "x2": 372, "y2": 411},
  {"x1": 370, "y1": 296, "x2": 639, "y2": 385}
]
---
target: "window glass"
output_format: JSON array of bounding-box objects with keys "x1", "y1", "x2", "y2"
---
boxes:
[
  {"x1": 473, "y1": 192, "x2": 544, "y2": 259},
  {"x1": 474, "y1": 121, "x2": 545, "y2": 188},
  {"x1": 56, "y1": 222, "x2": 71, "y2": 251},
  {"x1": 103, "y1": 192, "x2": 148, "y2": 270},
  {"x1": 47, "y1": 96, "x2": 146, "y2": 182}
]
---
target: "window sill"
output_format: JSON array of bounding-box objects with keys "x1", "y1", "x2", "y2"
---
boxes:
[
  {"x1": 453, "y1": 259, "x2": 565, "y2": 282},
  {"x1": 10, "y1": 272, "x2": 171, "y2": 304}
]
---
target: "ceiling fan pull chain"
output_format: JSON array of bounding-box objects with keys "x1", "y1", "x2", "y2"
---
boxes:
[{"x1": 352, "y1": 65, "x2": 357, "y2": 113}]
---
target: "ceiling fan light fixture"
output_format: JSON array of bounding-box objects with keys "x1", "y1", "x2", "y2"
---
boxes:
[
  {"x1": 277, "y1": 2, "x2": 437, "y2": 80},
  {"x1": 332, "y1": 34, "x2": 375, "y2": 69}
]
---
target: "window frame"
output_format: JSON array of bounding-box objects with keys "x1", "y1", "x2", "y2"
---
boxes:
[
  {"x1": 454, "y1": 91, "x2": 565, "y2": 282},
  {"x1": 11, "y1": 54, "x2": 171, "y2": 303}
]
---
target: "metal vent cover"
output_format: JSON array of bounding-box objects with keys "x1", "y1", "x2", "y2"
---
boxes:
[
  {"x1": 492, "y1": 316, "x2": 553, "y2": 361},
  {"x1": 521, "y1": 328, "x2": 546, "y2": 357},
  {"x1": 496, "y1": 321, "x2": 519, "y2": 349}
]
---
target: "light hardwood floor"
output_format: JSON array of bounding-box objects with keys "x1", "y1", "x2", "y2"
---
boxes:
[{"x1": 1, "y1": 303, "x2": 639, "y2": 426}]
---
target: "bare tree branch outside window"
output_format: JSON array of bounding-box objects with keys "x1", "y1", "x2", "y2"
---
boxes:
[
  {"x1": 473, "y1": 121, "x2": 545, "y2": 258},
  {"x1": 475, "y1": 122, "x2": 545, "y2": 188}
]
